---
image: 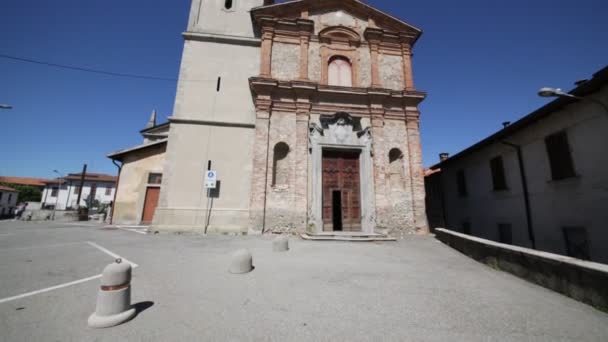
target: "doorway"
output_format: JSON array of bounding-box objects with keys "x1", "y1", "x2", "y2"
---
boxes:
[
  {"x1": 141, "y1": 187, "x2": 160, "y2": 225},
  {"x1": 322, "y1": 150, "x2": 361, "y2": 232}
]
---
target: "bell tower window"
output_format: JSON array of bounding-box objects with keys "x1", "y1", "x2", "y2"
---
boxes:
[
  {"x1": 328, "y1": 56, "x2": 353, "y2": 87},
  {"x1": 224, "y1": 0, "x2": 233, "y2": 10}
]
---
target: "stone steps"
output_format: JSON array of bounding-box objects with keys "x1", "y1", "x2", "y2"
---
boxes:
[{"x1": 300, "y1": 232, "x2": 397, "y2": 242}]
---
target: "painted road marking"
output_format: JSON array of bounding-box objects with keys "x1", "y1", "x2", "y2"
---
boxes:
[
  {"x1": 0, "y1": 242, "x2": 138, "y2": 304},
  {"x1": 86, "y1": 241, "x2": 139, "y2": 267}
]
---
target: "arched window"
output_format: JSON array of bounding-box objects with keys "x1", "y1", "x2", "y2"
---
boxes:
[
  {"x1": 272, "y1": 142, "x2": 290, "y2": 186},
  {"x1": 388, "y1": 148, "x2": 405, "y2": 190},
  {"x1": 224, "y1": 0, "x2": 233, "y2": 10},
  {"x1": 328, "y1": 56, "x2": 353, "y2": 87}
]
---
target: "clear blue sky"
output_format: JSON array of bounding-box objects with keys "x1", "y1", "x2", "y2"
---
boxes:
[{"x1": 1, "y1": 0, "x2": 606, "y2": 178}]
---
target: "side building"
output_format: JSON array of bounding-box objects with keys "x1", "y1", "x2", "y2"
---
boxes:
[
  {"x1": 0, "y1": 186, "x2": 18, "y2": 218},
  {"x1": 107, "y1": 111, "x2": 168, "y2": 225},
  {"x1": 426, "y1": 66, "x2": 608, "y2": 263},
  {"x1": 41, "y1": 173, "x2": 117, "y2": 210}
]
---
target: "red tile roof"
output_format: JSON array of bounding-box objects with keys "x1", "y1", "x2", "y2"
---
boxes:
[
  {"x1": 43, "y1": 173, "x2": 117, "y2": 184},
  {"x1": 0, "y1": 185, "x2": 18, "y2": 192},
  {"x1": 0, "y1": 176, "x2": 50, "y2": 187}
]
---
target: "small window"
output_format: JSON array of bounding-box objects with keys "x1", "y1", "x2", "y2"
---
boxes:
[
  {"x1": 498, "y1": 223, "x2": 512, "y2": 244},
  {"x1": 545, "y1": 131, "x2": 576, "y2": 180},
  {"x1": 148, "y1": 173, "x2": 163, "y2": 185},
  {"x1": 224, "y1": 0, "x2": 233, "y2": 10},
  {"x1": 73, "y1": 185, "x2": 81, "y2": 195},
  {"x1": 51, "y1": 187, "x2": 59, "y2": 197},
  {"x1": 0, "y1": 193, "x2": 3, "y2": 201},
  {"x1": 105, "y1": 187, "x2": 112, "y2": 196},
  {"x1": 328, "y1": 56, "x2": 353, "y2": 87},
  {"x1": 8, "y1": 194, "x2": 12, "y2": 202},
  {"x1": 563, "y1": 227, "x2": 590, "y2": 260},
  {"x1": 490, "y1": 156, "x2": 508, "y2": 190},
  {"x1": 456, "y1": 170, "x2": 468, "y2": 197},
  {"x1": 462, "y1": 221, "x2": 471, "y2": 235}
]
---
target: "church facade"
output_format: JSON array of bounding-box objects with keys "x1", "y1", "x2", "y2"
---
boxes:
[{"x1": 149, "y1": 0, "x2": 428, "y2": 236}]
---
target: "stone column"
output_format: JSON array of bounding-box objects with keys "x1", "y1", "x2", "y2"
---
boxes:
[
  {"x1": 402, "y1": 44, "x2": 415, "y2": 91},
  {"x1": 249, "y1": 105, "x2": 271, "y2": 232},
  {"x1": 405, "y1": 112, "x2": 428, "y2": 234}
]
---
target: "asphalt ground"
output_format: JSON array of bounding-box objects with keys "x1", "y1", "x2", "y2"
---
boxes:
[{"x1": 0, "y1": 220, "x2": 607, "y2": 342}]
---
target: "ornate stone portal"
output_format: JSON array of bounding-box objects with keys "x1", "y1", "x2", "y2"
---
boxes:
[{"x1": 308, "y1": 113, "x2": 375, "y2": 234}]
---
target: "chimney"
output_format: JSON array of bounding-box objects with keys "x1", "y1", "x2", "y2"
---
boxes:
[
  {"x1": 502, "y1": 121, "x2": 511, "y2": 129},
  {"x1": 439, "y1": 153, "x2": 449, "y2": 162}
]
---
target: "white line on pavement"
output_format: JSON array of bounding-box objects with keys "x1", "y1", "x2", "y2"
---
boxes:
[
  {"x1": 0, "y1": 274, "x2": 102, "y2": 304},
  {"x1": 86, "y1": 241, "x2": 139, "y2": 267},
  {"x1": 116, "y1": 227, "x2": 148, "y2": 235},
  {"x1": 0, "y1": 241, "x2": 139, "y2": 305}
]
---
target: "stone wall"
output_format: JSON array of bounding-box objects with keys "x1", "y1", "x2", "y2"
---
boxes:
[
  {"x1": 379, "y1": 54, "x2": 404, "y2": 90},
  {"x1": 436, "y1": 228, "x2": 608, "y2": 313},
  {"x1": 271, "y1": 43, "x2": 300, "y2": 81},
  {"x1": 308, "y1": 42, "x2": 321, "y2": 82},
  {"x1": 382, "y1": 119, "x2": 416, "y2": 234}
]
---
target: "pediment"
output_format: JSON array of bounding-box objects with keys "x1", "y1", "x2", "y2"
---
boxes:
[{"x1": 252, "y1": 0, "x2": 421, "y2": 42}]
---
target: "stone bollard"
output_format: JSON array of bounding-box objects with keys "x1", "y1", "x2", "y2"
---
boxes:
[
  {"x1": 88, "y1": 259, "x2": 136, "y2": 328},
  {"x1": 229, "y1": 249, "x2": 253, "y2": 274},
  {"x1": 272, "y1": 235, "x2": 289, "y2": 252}
]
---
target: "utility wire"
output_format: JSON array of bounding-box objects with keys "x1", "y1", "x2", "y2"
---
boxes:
[{"x1": 0, "y1": 53, "x2": 218, "y2": 83}]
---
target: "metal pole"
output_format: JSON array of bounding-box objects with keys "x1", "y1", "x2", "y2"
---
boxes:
[{"x1": 502, "y1": 142, "x2": 536, "y2": 249}]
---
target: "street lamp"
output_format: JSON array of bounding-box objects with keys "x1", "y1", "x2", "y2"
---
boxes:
[
  {"x1": 0, "y1": 104, "x2": 12, "y2": 109},
  {"x1": 52, "y1": 170, "x2": 63, "y2": 220},
  {"x1": 538, "y1": 87, "x2": 608, "y2": 114}
]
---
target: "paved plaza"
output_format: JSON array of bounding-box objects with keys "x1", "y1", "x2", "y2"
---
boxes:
[{"x1": 0, "y1": 221, "x2": 607, "y2": 341}]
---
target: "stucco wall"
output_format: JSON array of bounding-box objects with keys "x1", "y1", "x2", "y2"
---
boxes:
[
  {"x1": 379, "y1": 54, "x2": 404, "y2": 90},
  {"x1": 187, "y1": 0, "x2": 265, "y2": 38},
  {"x1": 112, "y1": 145, "x2": 166, "y2": 225},
  {"x1": 155, "y1": 123, "x2": 255, "y2": 233},
  {"x1": 172, "y1": 39, "x2": 260, "y2": 124},
  {"x1": 271, "y1": 43, "x2": 300, "y2": 81},
  {"x1": 440, "y1": 85, "x2": 608, "y2": 263}
]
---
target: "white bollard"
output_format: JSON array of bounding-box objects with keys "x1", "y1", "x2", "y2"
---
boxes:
[
  {"x1": 229, "y1": 249, "x2": 253, "y2": 274},
  {"x1": 88, "y1": 259, "x2": 136, "y2": 328},
  {"x1": 272, "y1": 235, "x2": 289, "y2": 252}
]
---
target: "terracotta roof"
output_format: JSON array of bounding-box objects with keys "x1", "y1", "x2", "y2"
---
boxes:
[
  {"x1": 0, "y1": 185, "x2": 18, "y2": 192},
  {"x1": 0, "y1": 176, "x2": 50, "y2": 187},
  {"x1": 43, "y1": 173, "x2": 117, "y2": 185}
]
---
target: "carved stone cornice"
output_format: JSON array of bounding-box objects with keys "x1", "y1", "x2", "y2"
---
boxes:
[{"x1": 249, "y1": 77, "x2": 426, "y2": 117}]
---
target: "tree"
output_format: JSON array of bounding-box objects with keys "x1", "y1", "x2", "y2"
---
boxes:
[{"x1": 0, "y1": 183, "x2": 42, "y2": 203}]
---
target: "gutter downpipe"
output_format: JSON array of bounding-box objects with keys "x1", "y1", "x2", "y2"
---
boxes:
[
  {"x1": 110, "y1": 159, "x2": 122, "y2": 225},
  {"x1": 501, "y1": 141, "x2": 536, "y2": 249},
  {"x1": 261, "y1": 115, "x2": 271, "y2": 234}
]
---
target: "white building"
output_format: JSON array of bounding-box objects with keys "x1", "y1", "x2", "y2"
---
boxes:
[
  {"x1": 426, "y1": 66, "x2": 608, "y2": 263},
  {"x1": 0, "y1": 185, "x2": 18, "y2": 217},
  {"x1": 41, "y1": 173, "x2": 117, "y2": 210}
]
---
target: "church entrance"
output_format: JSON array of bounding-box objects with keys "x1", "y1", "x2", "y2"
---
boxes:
[{"x1": 322, "y1": 149, "x2": 361, "y2": 232}]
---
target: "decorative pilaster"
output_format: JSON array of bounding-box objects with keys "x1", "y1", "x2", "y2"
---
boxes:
[
  {"x1": 370, "y1": 104, "x2": 387, "y2": 229},
  {"x1": 249, "y1": 100, "x2": 272, "y2": 232},
  {"x1": 259, "y1": 22, "x2": 275, "y2": 78},
  {"x1": 401, "y1": 45, "x2": 415, "y2": 91}
]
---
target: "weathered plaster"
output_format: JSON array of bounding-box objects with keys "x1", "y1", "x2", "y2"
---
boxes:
[
  {"x1": 271, "y1": 43, "x2": 300, "y2": 81},
  {"x1": 379, "y1": 54, "x2": 404, "y2": 90}
]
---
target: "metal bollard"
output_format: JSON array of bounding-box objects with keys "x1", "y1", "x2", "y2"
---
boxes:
[
  {"x1": 229, "y1": 249, "x2": 253, "y2": 274},
  {"x1": 88, "y1": 259, "x2": 136, "y2": 328},
  {"x1": 272, "y1": 235, "x2": 289, "y2": 252}
]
